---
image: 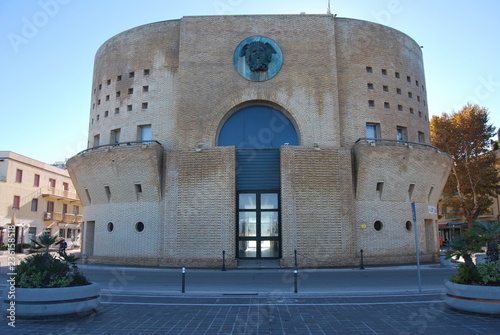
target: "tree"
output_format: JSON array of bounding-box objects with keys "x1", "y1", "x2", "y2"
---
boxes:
[{"x1": 430, "y1": 104, "x2": 499, "y2": 230}]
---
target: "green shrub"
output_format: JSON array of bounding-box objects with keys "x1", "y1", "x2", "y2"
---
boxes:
[
  {"x1": 0, "y1": 245, "x2": 8, "y2": 251},
  {"x1": 477, "y1": 261, "x2": 500, "y2": 286},
  {"x1": 14, "y1": 235, "x2": 89, "y2": 288},
  {"x1": 450, "y1": 263, "x2": 481, "y2": 285}
]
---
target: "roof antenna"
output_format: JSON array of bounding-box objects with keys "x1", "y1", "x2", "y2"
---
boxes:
[{"x1": 327, "y1": 0, "x2": 331, "y2": 15}]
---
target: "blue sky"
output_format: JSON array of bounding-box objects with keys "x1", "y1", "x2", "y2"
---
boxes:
[{"x1": 1, "y1": 0, "x2": 499, "y2": 164}]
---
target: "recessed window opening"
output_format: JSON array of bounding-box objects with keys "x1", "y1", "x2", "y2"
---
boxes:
[
  {"x1": 395, "y1": 72, "x2": 400, "y2": 78},
  {"x1": 104, "y1": 186, "x2": 111, "y2": 202},
  {"x1": 397, "y1": 88, "x2": 402, "y2": 95},
  {"x1": 142, "y1": 102, "x2": 148, "y2": 109},
  {"x1": 143, "y1": 85, "x2": 149, "y2": 92},
  {"x1": 115, "y1": 107, "x2": 119, "y2": 114},
  {"x1": 381, "y1": 69, "x2": 387, "y2": 75},
  {"x1": 374, "y1": 221, "x2": 383, "y2": 231},
  {"x1": 398, "y1": 105, "x2": 403, "y2": 112},
  {"x1": 117, "y1": 75, "x2": 122, "y2": 81},
  {"x1": 104, "y1": 110, "x2": 109, "y2": 117},
  {"x1": 376, "y1": 182, "x2": 384, "y2": 200},
  {"x1": 367, "y1": 83, "x2": 374, "y2": 90},
  {"x1": 107, "y1": 79, "x2": 111, "y2": 85},
  {"x1": 85, "y1": 188, "x2": 91, "y2": 204},
  {"x1": 143, "y1": 69, "x2": 150, "y2": 76},
  {"x1": 16, "y1": 169, "x2": 23, "y2": 183},
  {"x1": 383, "y1": 85, "x2": 389, "y2": 92},
  {"x1": 135, "y1": 221, "x2": 145, "y2": 232},
  {"x1": 384, "y1": 102, "x2": 390, "y2": 109},
  {"x1": 135, "y1": 183, "x2": 143, "y2": 201},
  {"x1": 116, "y1": 91, "x2": 121, "y2": 97},
  {"x1": 129, "y1": 71, "x2": 135, "y2": 78},
  {"x1": 407, "y1": 76, "x2": 411, "y2": 82},
  {"x1": 368, "y1": 100, "x2": 375, "y2": 107},
  {"x1": 106, "y1": 95, "x2": 110, "y2": 101},
  {"x1": 127, "y1": 104, "x2": 132, "y2": 111},
  {"x1": 128, "y1": 88, "x2": 133, "y2": 94},
  {"x1": 408, "y1": 183, "x2": 415, "y2": 201},
  {"x1": 405, "y1": 221, "x2": 412, "y2": 231},
  {"x1": 428, "y1": 186, "x2": 434, "y2": 202},
  {"x1": 366, "y1": 66, "x2": 373, "y2": 73}
]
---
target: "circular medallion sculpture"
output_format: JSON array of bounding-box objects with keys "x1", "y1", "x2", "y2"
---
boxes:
[{"x1": 234, "y1": 36, "x2": 283, "y2": 81}]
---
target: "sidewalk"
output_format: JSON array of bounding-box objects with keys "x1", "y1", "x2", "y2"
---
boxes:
[{"x1": 0, "y1": 250, "x2": 458, "y2": 296}]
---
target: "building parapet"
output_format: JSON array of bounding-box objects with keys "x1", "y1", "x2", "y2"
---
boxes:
[
  {"x1": 75, "y1": 140, "x2": 162, "y2": 156},
  {"x1": 354, "y1": 138, "x2": 451, "y2": 158}
]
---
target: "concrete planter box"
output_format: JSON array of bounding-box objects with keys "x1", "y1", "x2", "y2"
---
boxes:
[
  {"x1": 2, "y1": 282, "x2": 101, "y2": 317},
  {"x1": 445, "y1": 281, "x2": 500, "y2": 315}
]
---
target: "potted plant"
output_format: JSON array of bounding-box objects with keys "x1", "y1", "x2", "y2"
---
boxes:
[
  {"x1": 1, "y1": 235, "x2": 100, "y2": 317},
  {"x1": 444, "y1": 221, "x2": 500, "y2": 315}
]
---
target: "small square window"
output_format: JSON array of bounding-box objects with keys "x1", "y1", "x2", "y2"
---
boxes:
[
  {"x1": 128, "y1": 88, "x2": 134, "y2": 94},
  {"x1": 143, "y1": 85, "x2": 149, "y2": 92},
  {"x1": 368, "y1": 100, "x2": 375, "y2": 107},
  {"x1": 383, "y1": 85, "x2": 389, "y2": 92},
  {"x1": 129, "y1": 71, "x2": 135, "y2": 78},
  {"x1": 410, "y1": 108, "x2": 414, "y2": 114},
  {"x1": 127, "y1": 105, "x2": 132, "y2": 111},
  {"x1": 408, "y1": 92, "x2": 413, "y2": 98},
  {"x1": 407, "y1": 76, "x2": 411, "y2": 82},
  {"x1": 395, "y1": 72, "x2": 400, "y2": 78},
  {"x1": 117, "y1": 75, "x2": 122, "y2": 81},
  {"x1": 116, "y1": 91, "x2": 121, "y2": 97},
  {"x1": 384, "y1": 102, "x2": 390, "y2": 109},
  {"x1": 398, "y1": 105, "x2": 403, "y2": 112},
  {"x1": 367, "y1": 83, "x2": 374, "y2": 90},
  {"x1": 142, "y1": 102, "x2": 148, "y2": 109},
  {"x1": 106, "y1": 95, "x2": 110, "y2": 101},
  {"x1": 143, "y1": 69, "x2": 150, "y2": 76},
  {"x1": 381, "y1": 69, "x2": 387, "y2": 75},
  {"x1": 366, "y1": 66, "x2": 373, "y2": 73},
  {"x1": 107, "y1": 79, "x2": 111, "y2": 85},
  {"x1": 396, "y1": 88, "x2": 402, "y2": 95},
  {"x1": 115, "y1": 107, "x2": 119, "y2": 114}
]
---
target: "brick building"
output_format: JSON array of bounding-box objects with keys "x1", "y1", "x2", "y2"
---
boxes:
[
  {"x1": 67, "y1": 15, "x2": 452, "y2": 267},
  {"x1": 0, "y1": 151, "x2": 82, "y2": 251}
]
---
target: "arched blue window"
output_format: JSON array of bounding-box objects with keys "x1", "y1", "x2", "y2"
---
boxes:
[{"x1": 218, "y1": 105, "x2": 298, "y2": 148}]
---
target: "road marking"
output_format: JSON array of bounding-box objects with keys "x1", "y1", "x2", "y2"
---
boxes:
[{"x1": 101, "y1": 300, "x2": 443, "y2": 307}]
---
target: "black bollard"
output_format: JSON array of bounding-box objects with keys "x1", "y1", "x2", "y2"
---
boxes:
[
  {"x1": 360, "y1": 249, "x2": 365, "y2": 270},
  {"x1": 294, "y1": 249, "x2": 298, "y2": 268},
  {"x1": 181, "y1": 266, "x2": 186, "y2": 293},
  {"x1": 294, "y1": 269, "x2": 298, "y2": 293},
  {"x1": 222, "y1": 250, "x2": 226, "y2": 271}
]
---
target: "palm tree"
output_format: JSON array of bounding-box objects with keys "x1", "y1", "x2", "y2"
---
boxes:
[
  {"x1": 446, "y1": 235, "x2": 482, "y2": 277},
  {"x1": 473, "y1": 221, "x2": 500, "y2": 262},
  {"x1": 30, "y1": 234, "x2": 59, "y2": 254}
]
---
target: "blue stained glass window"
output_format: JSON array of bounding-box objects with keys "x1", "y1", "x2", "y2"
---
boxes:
[{"x1": 218, "y1": 105, "x2": 298, "y2": 148}]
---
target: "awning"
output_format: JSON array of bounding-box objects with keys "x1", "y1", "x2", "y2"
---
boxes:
[{"x1": 446, "y1": 221, "x2": 465, "y2": 226}]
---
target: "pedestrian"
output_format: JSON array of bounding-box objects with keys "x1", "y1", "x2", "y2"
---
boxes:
[{"x1": 59, "y1": 238, "x2": 68, "y2": 254}]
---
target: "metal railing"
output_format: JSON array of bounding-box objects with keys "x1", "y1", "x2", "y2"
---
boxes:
[
  {"x1": 75, "y1": 140, "x2": 162, "y2": 156},
  {"x1": 355, "y1": 138, "x2": 451, "y2": 157}
]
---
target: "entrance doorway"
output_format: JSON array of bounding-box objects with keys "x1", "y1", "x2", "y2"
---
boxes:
[
  {"x1": 217, "y1": 104, "x2": 299, "y2": 260},
  {"x1": 238, "y1": 192, "x2": 280, "y2": 258}
]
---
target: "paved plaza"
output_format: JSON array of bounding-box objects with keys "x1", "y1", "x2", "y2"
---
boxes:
[
  {"x1": 1, "y1": 253, "x2": 499, "y2": 334},
  {"x1": 1, "y1": 292, "x2": 500, "y2": 334}
]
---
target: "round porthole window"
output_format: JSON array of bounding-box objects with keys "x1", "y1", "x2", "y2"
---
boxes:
[
  {"x1": 135, "y1": 221, "x2": 145, "y2": 233},
  {"x1": 374, "y1": 221, "x2": 383, "y2": 231},
  {"x1": 107, "y1": 222, "x2": 114, "y2": 232},
  {"x1": 405, "y1": 221, "x2": 412, "y2": 231}
]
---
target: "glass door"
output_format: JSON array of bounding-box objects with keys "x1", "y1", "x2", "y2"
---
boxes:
[{"x1": 237, "y1": 192, "x2": 280, "y2": 258}]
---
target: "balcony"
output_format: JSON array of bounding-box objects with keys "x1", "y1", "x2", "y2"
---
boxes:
[
  {"x1": 44, "y1": 212, "x2": 83, "y2": 224},
  {"x1": 41, "y1": 187, "x2": 79, "y2": 202}
]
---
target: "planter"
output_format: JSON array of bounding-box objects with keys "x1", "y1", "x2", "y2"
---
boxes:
[
  {"x1": 2, "y1": 282, "x2": 101, "y2": 317},
  {"x1": 445, "y1": 281, "x2": 500, "y2": 315}
]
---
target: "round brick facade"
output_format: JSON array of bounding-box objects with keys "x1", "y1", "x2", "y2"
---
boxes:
[{"x1": 67, "y1": 15, "x2": 452, "y2": 267}]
